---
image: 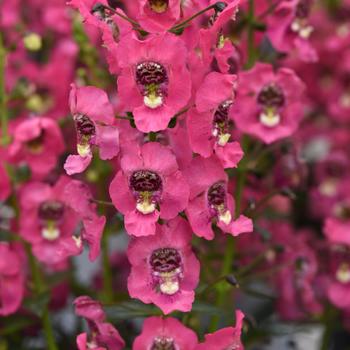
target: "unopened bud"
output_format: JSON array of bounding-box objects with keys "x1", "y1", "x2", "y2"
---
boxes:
[
  {"x1": 213, "y1": 2, "x2": 227, "y2": 12},
  {"x1": 225, "y1": 274, "x2": 239, "y2": 287}
]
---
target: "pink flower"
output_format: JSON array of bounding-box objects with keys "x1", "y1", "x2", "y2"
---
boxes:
[
  {"x1": 183, "y1": 156, "x2": 252, "y2": 240},
  {"x1": 133, "y1": 316, "x2": 198, "y2": 350},
  {"x1": 0, "y1": 243, "x2": 25, "y2": 316},
  {"x1": 323, "y1": 180, "x2": 350, "y2": 247},
  {"x1": 266, "y1": 0, "x2": 318, "y2": 62},
  {"x1": 109, "y1": 142, "x2": 189, "y2": 237},
  {"x1": 64, "y1": 84, "x2": 119, "y2": 175},
  {"x1": 19, "y1": 176, "x2": 105, "y2": 264},
  {"x1": 195, "y1": 310, "x2": 245, "y2": 350},
  {"x1": 74, "y1": 296, "x2": 125, "y2": 350},
  {"x1": 327, "y1": 247, "x2": 350, "y2": 310},
  {"x1": 127, "y1": 217, "x2": 200, "y2": 314},
  {"x1": 114, "y1": 33, "x2": 191, "y2": 132},
  {"x1": 8, "y1": 117, "x2": 64, "y2": 178},
  {"x1": 136, "y1": 0, "x2": 181, "y2": 33},
  {"x1": 187, "y1": 72, "x2": 243, "y2": 168},
  {"x1": 199, "y1": 0, "x2": 241, "y2": 66},
  {"x1": 232, "y1": 63, "x2": 305, "y2": 144},
  {"x1": 68, "y1": 0, "x2": 132, "y2": 47},
  {"x1": 0, "y1": 149, "x2": 11, "y2": 201},
  {"x1": 324, "y1": 217, "x2": 350, "y2": 247}
]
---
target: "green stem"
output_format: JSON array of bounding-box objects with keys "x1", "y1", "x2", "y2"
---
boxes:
[
  {"x1": 209, "y1": 139, "x2": 250, "y2": 331},
  {"x1": 102, "y1": 4, "x2": 141, "y2": 27},
  {"x1": 42, "y1": 309, "x2": 59, "y2": 350},
  {"x1": 92, "y1": 199, "x2": 115, "y2": 207},
  {"x1": 101, "y1": 231, "x2": 114, "y2": 303},
  {"x1": 0, "y1": 33, "x2": 9, "y2": 146},
  {"x1": 169, "y1": 3, "x2": 217, "y2": 32},
  {"x1": 25, "y1": 243, "x2": 58, "y2": 350},
  {"x1": 245, "y1": 0, "x2": 256, "y2": 69},
  {"x1": 320, "y1": 304, "x2": 338, "y2": 350},
  {"x1": 257, "y1": 0, "x2": 279, "y2": 20}
]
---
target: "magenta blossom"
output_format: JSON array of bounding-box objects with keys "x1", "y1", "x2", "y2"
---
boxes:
[
  {"x1": 109, "y1": 142, "x2": 189, "y2": 237},
  {"x1": 74, "y1": 296, "x2": 125, "y2": 350},
  {"x1": 114, "y1": 33, "x2": 191, "y2": 132},
  {"x1": 133, "y1": 316, "x2": 198, "y2": 350},
  {"x1": 195, "y1": 310, "x2": 245, "y2": 350},
  {"x1": 327, "y1": 247, "x2": 350, "y2": 310},
  {"x1": 187, "y1": 72, "x2": 243, "y2": 168},
  {"x1": 0, "y1": 150, "x2": 11, "y2": 201},
  {"x1": 9, "y1": 117, "x2": 64, "y2": 178},
  {"x1": 127, "y1": 217, "x2": 200, "y2": 314},
  {"x1": 64, "y1": 84, "x2": 119, "y2": 175},
  {"x1": 183, "y1": 156, "x2": 252, "y2": 240},
  {"x1": 69, "y1": 0, "x2": 132, "y2": 48},
  {"x1": 0, "y1": 243, "x2": 25, "y2": 316},
  {"x1": 323, "y1": 178, "x2": 350, "y2": 246},
  {"x1": 199, "y1": 0, "x2": 241, "y2": 66},
  {"x1": 266, "y1": 0, "x2": 318, "y2": 62},
  {"x1": 232, "y1": 63, "x2": 306, "y2": 144},
  {"x1": 19, "y1": 176, "x2": 105, "y2": 264}
]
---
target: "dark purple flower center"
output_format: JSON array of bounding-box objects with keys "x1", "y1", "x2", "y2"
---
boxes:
[
  {"x1": 129, "y1": 170, "x2": 162, "y2": 193},
  {"x1": 207, "y1": 182, "x2": 227, "y2": 208},
  {"x1": 74, "y1": 114, "x2": 96, "y2": 138},
  {"x1": 148, "y1": 0, "x2": 169, "y2": 13},
  {"x1": 136, "y1": 62, "x2": 168, "y2": 87},
  {"x1": 214, "y1": 101, "x2": 232, "y2": 124},
  {"x1": 151, "y1": 337, "x2": 175, "y2": 350},
  {"x1": 257, "y1": 83, "x2": 285, "y2": 108},
  {"x1": 38, "y1": 200, "x2": 65, "y2": 221},
  {"x1": 335, "y1": 203, "x2": 350, "y2": 220},
  {"x1": 91, "y1": 3, "x2": 110, "y2": 20},
  {"x1": 150, "y1": 248, "x2": 181, "y2": 273},
  {"x1": 296, "y1": 0, "x2": 311, "y2": 19}
]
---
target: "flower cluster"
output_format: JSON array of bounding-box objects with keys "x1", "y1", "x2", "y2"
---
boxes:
[{"x1": 1, "y1": 0, "x2": 350, "y2": 349}]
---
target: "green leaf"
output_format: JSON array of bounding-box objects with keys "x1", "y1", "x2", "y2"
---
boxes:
[
  {"x1": 23, "y1": 292, "x2": 50, "y2": 317},
  {"x1": 104, "y1": 300, "x2": 162, "y2": 321},
  {"x1": 0, "y1": 315, "x2": 36, "y2": 336}
]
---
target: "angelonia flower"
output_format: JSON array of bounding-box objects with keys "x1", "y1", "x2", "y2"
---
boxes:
[
  {"x1": 74, "y1": 296, "x2": 125, "y2": 350},
  {"x1": 195, "y1": 310, "x2": 245, "y2": 350},
  {"x1": 183, "y1": 156, "x2": 252, "y2": 240},
  {"x1": 3, "y1": 0, "x2": 350, "y2": 347},
  {"x1": 127, "y1": 217, "x2": 200, "y2": 314},
  {"x1": 188, "y1": 72, "x2": 244, "y2": 168},
  {"x1": 64, "y1": 84, "x2": 119, "y2": 175},
  {"x1": 8, "y1": 117, "x2": 64, "y2": 178},
  {"x1": 266, "y1": 0, "x2": 318, "y2": 62},
  {"x1": 113, "y1": 32, "x2": 191, "y2": 132},
  {"x1": 109, "y1": 142, "x2": 189, "y2": 236},
  {"x1": 232, "y1": 63, "x2": 306, "y2": 144},
  {"x1": 19, "y1": 176, "x2": 105, "y2": 264},
  {"x1": 0, "y1": 243, "x2": 25, "y2": 316},
  {"x1": 133, "y1": 316, "x2": 198, "y2": 350}
]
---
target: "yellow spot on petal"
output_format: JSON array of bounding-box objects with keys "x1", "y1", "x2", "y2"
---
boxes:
[
  {"x1": 23, "y1": 33, "x2": 42, "y2": 51},
  {"x1": 336, "y1": 263, "x2": 350, "y2": 284},
  {"x1": 160, "y1": 279, "x2": 179, "y2": 295},
  {"x1": 136, "y1": 201, "x2": 156, "y2": 214},
  {"x1": 42, "y1": 222, "x2": 60, "y2": 241},
  {"x1": 260, "y1": 108, "x2": 280, "y2": 128},
  {"x1": 217, "y1": 133, "x2": 231, "y2": 146},
  {"x1": 77, "y1": 143, "x2": 91, "y2": 157},
  {"x1": 144, "y1": 93, "x2": 163, "y2": 109},
  {"x1": 218, "y1": 210, "x2": 232, "y2": 225}
]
